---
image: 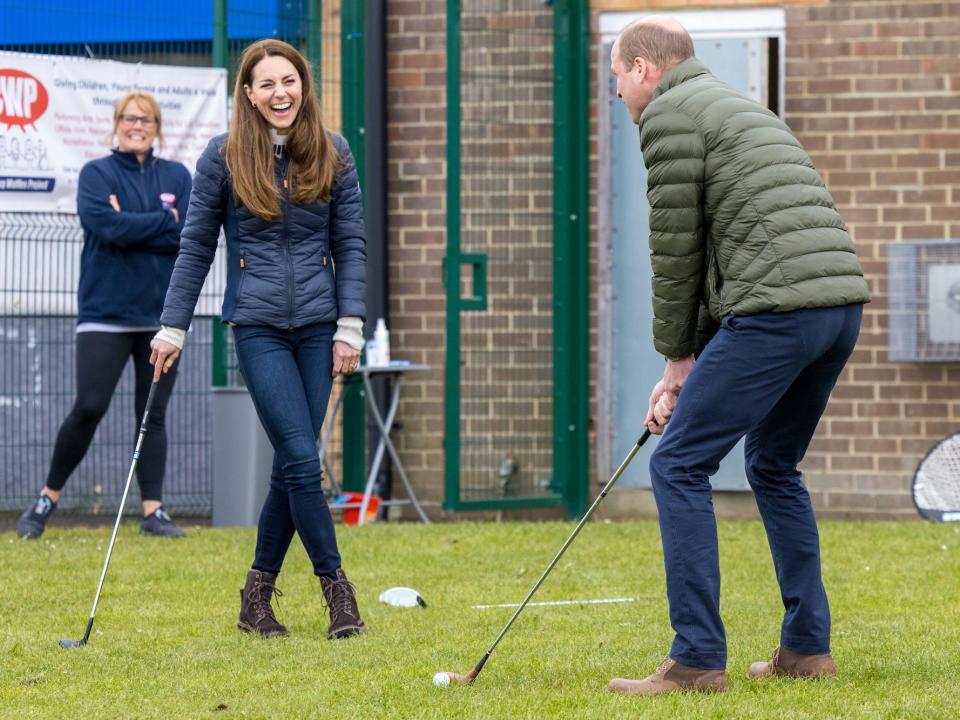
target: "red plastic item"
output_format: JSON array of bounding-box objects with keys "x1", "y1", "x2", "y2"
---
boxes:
[{"x1": 335, "y1": 492, "x2": 381, "y2": 525}]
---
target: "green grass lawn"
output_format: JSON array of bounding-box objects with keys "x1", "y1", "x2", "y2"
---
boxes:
[{"x1": 2, "y1": 519, "x2": 959, "y2": 719}]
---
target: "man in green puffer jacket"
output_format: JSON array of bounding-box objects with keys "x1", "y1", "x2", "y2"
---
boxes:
[{"x1": 605, "y1": 17, "x2": 870, "y2": 698}]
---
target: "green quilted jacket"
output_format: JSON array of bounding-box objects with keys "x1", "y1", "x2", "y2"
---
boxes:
[{"x1": 639, "y1": 57, "x2": 871, "y2": 359}]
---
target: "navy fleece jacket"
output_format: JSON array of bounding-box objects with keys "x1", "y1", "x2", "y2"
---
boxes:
[{"x1": 76, "y1": 149, "x2": 191, "y2": 326}]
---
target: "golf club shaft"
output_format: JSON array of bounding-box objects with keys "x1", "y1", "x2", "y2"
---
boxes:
[
  {"x1": 82, "y1": 380, "x2": 160, "y2": 633},
  {"x1": 481, "y1": 429, "x2": 653, "y2": 659}
]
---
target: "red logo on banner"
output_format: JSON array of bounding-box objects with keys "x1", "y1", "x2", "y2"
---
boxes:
[{"x1": 0, "y1": 69, "x2": 49, "y2": 131}]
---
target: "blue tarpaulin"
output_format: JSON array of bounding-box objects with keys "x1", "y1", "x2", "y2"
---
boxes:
[{"x1": 0, "y1": 1, "x2": 305, "y2": 46}]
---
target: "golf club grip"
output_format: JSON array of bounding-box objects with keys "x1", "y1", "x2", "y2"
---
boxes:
[
  {"x1": 139, "y1": 380, "x2": 160, "y2": 432},
  {"x1": 638, "y1": 428, "x2": 652, "y2": 445}
]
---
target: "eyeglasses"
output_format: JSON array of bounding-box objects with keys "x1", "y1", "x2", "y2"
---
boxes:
[{"x1": 118, "y1": 114, "x2": 157, "y2": 127}]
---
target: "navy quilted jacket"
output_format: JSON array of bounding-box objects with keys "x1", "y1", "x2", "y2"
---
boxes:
[{"x1": 160, "y1": 132, "x2": 366, "y2": 330}]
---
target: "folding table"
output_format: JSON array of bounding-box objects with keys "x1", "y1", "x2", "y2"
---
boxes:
[{"x1": 317, "y1": 363, "x2": 432, "y2": 524}]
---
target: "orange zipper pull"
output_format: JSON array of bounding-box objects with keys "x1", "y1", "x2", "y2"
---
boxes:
[
  {"x1": 283, "y1": 178, "x2": 289, "y2": 189},
  {"x1": 239, "y1": 257, "x2": 245, "y2": 269},
  {"x1": 322, "y1": 255, "x2": 327, "y2": 267}
]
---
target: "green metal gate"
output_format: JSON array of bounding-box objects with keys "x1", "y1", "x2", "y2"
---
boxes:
[{"x1": 444, "y1": 0, "x2": 589, "y2": 517}]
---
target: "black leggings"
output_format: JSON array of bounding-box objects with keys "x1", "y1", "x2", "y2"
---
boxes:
[{"x1": 45, "y1": 331, "x2": 178, "y2": 502}]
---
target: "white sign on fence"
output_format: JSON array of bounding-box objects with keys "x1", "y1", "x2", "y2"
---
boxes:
[
  {"x1": 0, "y1": 52, "x2": 227, "y2": 213},
  {"x1": 0, "y1": 53, "x2": 228, "y2": 316}
]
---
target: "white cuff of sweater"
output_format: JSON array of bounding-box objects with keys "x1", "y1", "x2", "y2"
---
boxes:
[
  {"x1": 154, "y1": 326, "x2": 187, "y2": 350},
  {"x1": 333, "y1": 316, "x2": 364, "y2": 350}
]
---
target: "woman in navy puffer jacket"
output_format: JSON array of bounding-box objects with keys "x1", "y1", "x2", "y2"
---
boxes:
[{"x1": 151, "y1": 39, "x2": 368, "y2": 640}]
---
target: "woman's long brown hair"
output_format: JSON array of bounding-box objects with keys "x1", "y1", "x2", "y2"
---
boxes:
[{"x1": 225, "y1": 39, "x2": 340, "y2": 221}]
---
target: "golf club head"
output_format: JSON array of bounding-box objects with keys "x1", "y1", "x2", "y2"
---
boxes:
[
  {"x1": 59, "y1": 638, "x2": 86, "y2": 649},
  {"x1": 457, "y1": 670, "x2": 479, "y2": 685}
]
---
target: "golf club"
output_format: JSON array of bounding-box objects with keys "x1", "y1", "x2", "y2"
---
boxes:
[
  {"x1": 434, "y1": 428, "x2": 654, "y2": 687},
  {"x1": 60, "y1": 379, "x2": 161, "y2": 649}
]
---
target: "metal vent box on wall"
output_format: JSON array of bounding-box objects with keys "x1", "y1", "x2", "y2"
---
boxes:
[{"x1": 889, "y1": 241, "x2": 960, "y2": 362}]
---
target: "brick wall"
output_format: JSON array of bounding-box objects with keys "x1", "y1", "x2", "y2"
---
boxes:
[
  {"x1": 456, "y1": 6, "x2": 556, "y2": 502},
  {"x1": 387, "y1": 0, "x2": 553, "y2": 513},
  {"x1": 783, "y1": 0, "x2": 960, "y2": 517},
  {"x1": 591, "y1": 0, "x2": 959, "y2": 520},
  {"x1": 385, "y1": 0, "x2": 556, "y2": 515},
  {"x1": 384, "y1": 0, "x2": 960, "y2": 520},
  {"x1": 385, "y1": 0, "x2": 448, "y2": 511},
  {"x1": 589, "y1": 0, "x2": 960, "y2": 519}
]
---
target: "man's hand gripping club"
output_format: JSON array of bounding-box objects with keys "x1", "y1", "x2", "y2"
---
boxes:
[{"x1": 645, "y1": 355, "x2": 695, "y2": 435}]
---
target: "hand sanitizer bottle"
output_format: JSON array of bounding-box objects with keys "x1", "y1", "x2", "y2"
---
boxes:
[{"x1": 374, "y1": 318, "x2": 390, "y2": 367}]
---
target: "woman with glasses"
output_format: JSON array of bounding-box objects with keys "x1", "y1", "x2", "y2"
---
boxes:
[
  {"x1": 150, "y1": 39, "x2": 367, "y2": 640},
  {"x1": 16, "y1": 92, "x2": 192, "y2": 540}
]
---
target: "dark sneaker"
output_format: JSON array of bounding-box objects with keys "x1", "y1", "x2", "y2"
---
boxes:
[
  {"x1": 139, "y1": 507, "x2": 185, "y2": 537},
  {"x1": 748, "y1": 645, "x2": 836, "y2": 679},
  {"x1": 238, "y1": 569, "x2": 289, "y2": 638},
  {"x1": 16, "y1": 495, "x2": 57, "y2": 539},
  {"x1": 319, "y1": 568, "x2": 366, "y2": 639},
  {"x1": 608, "y1": 656, "x2": 728, "y2": 696}
]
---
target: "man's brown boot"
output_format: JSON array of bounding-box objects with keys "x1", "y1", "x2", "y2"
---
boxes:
[
  {"x1": 608, "y1": 656, "x2": 727, "y2": 696},
  {"x1": 748, "y1": 646, "x2": 836, "y2": 679},
  {"x1": 319, "y1": 568, "x2": 366, "y2": 639},
  {"x1": 237, "y1": 569, "x2": 289, "y2": 638}
]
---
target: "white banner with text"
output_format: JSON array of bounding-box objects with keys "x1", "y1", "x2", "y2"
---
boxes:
[{"x1": 0, "y1": 52, "x2": 227, "y2": 213}]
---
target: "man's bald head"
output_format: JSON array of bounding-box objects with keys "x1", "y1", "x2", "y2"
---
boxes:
[{"x1": 615, "y1": 16, "x2": 694, "y2": 72}]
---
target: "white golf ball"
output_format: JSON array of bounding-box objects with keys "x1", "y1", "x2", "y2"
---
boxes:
[{"x1": 433, "y1": 671, "x2": 451, "y2": 688}]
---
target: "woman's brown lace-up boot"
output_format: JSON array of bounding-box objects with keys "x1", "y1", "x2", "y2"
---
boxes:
[
  {"x1": 319, "y1": 568, "x2": 366, "y2": 639},
  {"x1": 238, "y1": 569, "x2": 289, "y2": 638}
]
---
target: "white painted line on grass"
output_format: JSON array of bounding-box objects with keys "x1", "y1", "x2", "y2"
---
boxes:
[{"x1": 472, "y1": 597, "x2": 639, "y2": 610}]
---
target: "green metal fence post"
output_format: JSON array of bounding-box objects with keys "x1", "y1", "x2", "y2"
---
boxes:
[
  {"x1": 340, "y1": 0, "x2": 367, "y2": 493},
  {"x1": 211, "y1": 1, "x2": 228, "y2": 392},
  {"x1": 213, "y1": 0, "x2": 227, "y2": 70},
  {"x1": 552, "y1": 0, "x2": 590, "y2": 518},
  {"x1": 211, "y1": 316, "x2": 227, "y2": 387},
  {"x1": 443, "y1": 0, "x2": 462, "y2": 512},
  {"x1": 342, "y1": 2, "x2": 366, "y2": 169},
  {"x1": 306, "y1": 0, "x2": 321, "y2": 92}
]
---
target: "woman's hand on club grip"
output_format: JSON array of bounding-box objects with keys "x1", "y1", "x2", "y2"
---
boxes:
[{"x1": 150, "y1": 339, "x2": 181, "y2": 382}]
